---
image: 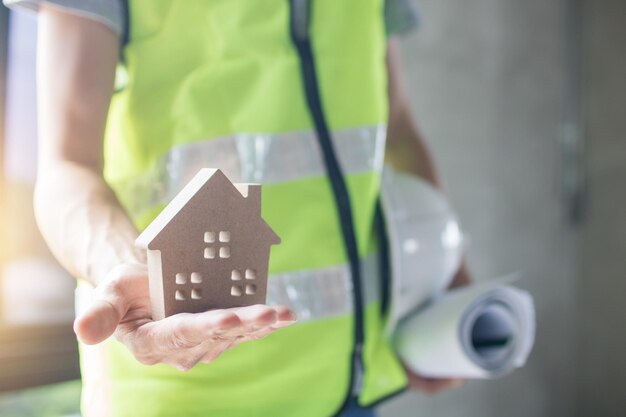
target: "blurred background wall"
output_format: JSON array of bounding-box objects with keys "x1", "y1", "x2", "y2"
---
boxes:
[
  {"x1": 380, "y1": 0, "x2": 625, "y2": 416},
  {"x1": 578, "y1": 0, "x2": 626, "y2": 414}
]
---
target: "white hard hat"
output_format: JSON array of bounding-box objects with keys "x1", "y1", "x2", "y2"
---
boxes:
[{"x1": 380, "y1": 166, "x2": 465, "y2": 333}]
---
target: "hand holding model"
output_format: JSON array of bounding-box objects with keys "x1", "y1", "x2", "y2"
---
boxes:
[{"x1": 74, "y1": 263, "x2": 296, "y2": 371}]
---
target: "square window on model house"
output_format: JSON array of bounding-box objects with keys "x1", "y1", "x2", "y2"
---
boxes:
[
  {"x1": 231, "y1": 270, "x2": 242, "y2": 281},
  {"x1": 219, "y1": 231, "x2": 231, "y2": 242},
  {"x1": 176, "y1": 273, "x2": 187, "y2": 284},
  {"x1": 204, "y1": 231, "x2": 216, "y2": 243},
  {"x1": 204, "y1": 247, "x2": 216, "y2": 259}
]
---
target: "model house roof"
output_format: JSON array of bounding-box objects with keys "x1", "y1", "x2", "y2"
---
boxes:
[{"x1": 136, "y1": 168, "x2": 280, "y2": 250}]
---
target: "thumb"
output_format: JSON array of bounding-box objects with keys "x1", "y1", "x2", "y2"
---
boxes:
[
  {"x1": 74, "y1": 298, "x2": 125, "y2": 345},
  {"x1": 74, "y1": 264, "x2": 144, "y2": 345}
]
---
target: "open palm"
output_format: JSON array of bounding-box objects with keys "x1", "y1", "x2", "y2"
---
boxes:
[{"x1": 74, "y1": 263, "x2": 297, "y2": 371}]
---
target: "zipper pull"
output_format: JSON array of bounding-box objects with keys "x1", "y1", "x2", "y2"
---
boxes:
[{"x1": 351, "y1": 343, "x2": 364, "y2": 395}]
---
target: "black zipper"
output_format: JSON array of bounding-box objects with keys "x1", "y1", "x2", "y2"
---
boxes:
[
  {"x1": 376, "y1": 200, "x2": 392, "y2": 318},
  {"x1": 120, "y1": 0, "x2": 130, "y2": 61},
  {"x1": 288, "y1": 0, "x2": 366, "y2": 415}
]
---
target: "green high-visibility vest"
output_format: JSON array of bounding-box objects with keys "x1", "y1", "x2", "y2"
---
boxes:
[{"x1": 96, "y1": 0, "x2": 408, "y2": 415}]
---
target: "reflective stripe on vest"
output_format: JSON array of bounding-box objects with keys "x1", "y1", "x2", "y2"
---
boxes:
[
  {"x1": 267, "y1": 253, "x2": 380, "y2": 322},
  {"x1": 113, "y1": 125, "x2": 385, "y2": 224}
]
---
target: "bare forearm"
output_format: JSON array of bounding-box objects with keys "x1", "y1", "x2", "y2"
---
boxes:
[
  {"x1": 385, "y1": 39, "x2": 471, "y2": 289},
  {"x1": 35, "y1": 7, "x2": 140, "y2": 285},
  {"x1": 385, "y1": 108, "x2": 443, "y2": 189},
  {"x1": 384, "y1": 39, "x2": 443, "y2": 189},
  {"x1": 34, "y1": 163, "x2": 145, "y2": 285}
]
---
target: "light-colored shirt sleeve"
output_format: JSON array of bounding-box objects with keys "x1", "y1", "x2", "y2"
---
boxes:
[
  {"x1": 3, "y1": 0, "x2": 123, "y2": 37},
  {"x1": 5, "y1": 0, "x2": 417, "y2": 41}
]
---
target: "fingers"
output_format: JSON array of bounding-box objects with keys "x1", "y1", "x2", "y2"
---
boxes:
[
  {"x1": 74, "y1": 264, "x2": 148, "y2": 345},
  {"x1": 272, "y1": 305, "x2": 298, "y2": 325},
  {"x1": 157, "y1": 305, "x2": 293, "y2": 348},
  {"x1": 197, "y1": 306, "x2": 297, "y2": 362},
  {"x1": 229, "y1": 304, "x2": 278, "y2": 328},
  {"x1": 229, "y1": 304, "x2": 297, "y2": 328},
  {"x1": 118, "y1": 306, "x2": 266, "y2": 365},
  {"x1": 407, "y1": 373, "x2": 466, "y2": 394},
  {"x1": 159, "y1": 310, "x2": 242, "y2": 347},
  {"x1": 114, "y1": 303, "x2": 297, "y2": 371}
]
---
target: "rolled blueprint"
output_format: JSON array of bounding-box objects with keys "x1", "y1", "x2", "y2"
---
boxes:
[{"x1": 394, "y1": 283, "x2": 535, "y2": 379}]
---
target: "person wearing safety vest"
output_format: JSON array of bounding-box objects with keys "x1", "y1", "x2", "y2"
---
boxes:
[{"x1": 10, "y1": 0, "x2": 472, "y2": 415}]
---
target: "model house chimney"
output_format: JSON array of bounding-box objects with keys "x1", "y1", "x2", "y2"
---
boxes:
[{"x1": 236, "y1": 184, "x2": 261, "y2": 213}]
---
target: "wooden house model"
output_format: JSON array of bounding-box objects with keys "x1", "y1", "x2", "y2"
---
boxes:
[{"x1": 136, "y1": 169, "x2": 280, "y2": 320}]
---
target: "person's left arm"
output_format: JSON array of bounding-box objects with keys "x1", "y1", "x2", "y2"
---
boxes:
[
  {"x1": 384, "y1": 38, "x2": 472, "y2": 393},
  {"x1": 385, "y1": 38, "x2": 471, "y2": 289}
]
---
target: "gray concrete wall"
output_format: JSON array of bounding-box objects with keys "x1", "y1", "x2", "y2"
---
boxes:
[
  {"x1": 380, "y1": 0, "x2": 582, "y2": 416},
  {"x1": 577, "y1": 0, "x2": 626, "y2": 415}
]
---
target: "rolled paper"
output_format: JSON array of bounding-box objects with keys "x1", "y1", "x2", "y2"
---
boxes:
[{"x1": 394, "y1": 283, "x2": 535, "y2": 379}]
